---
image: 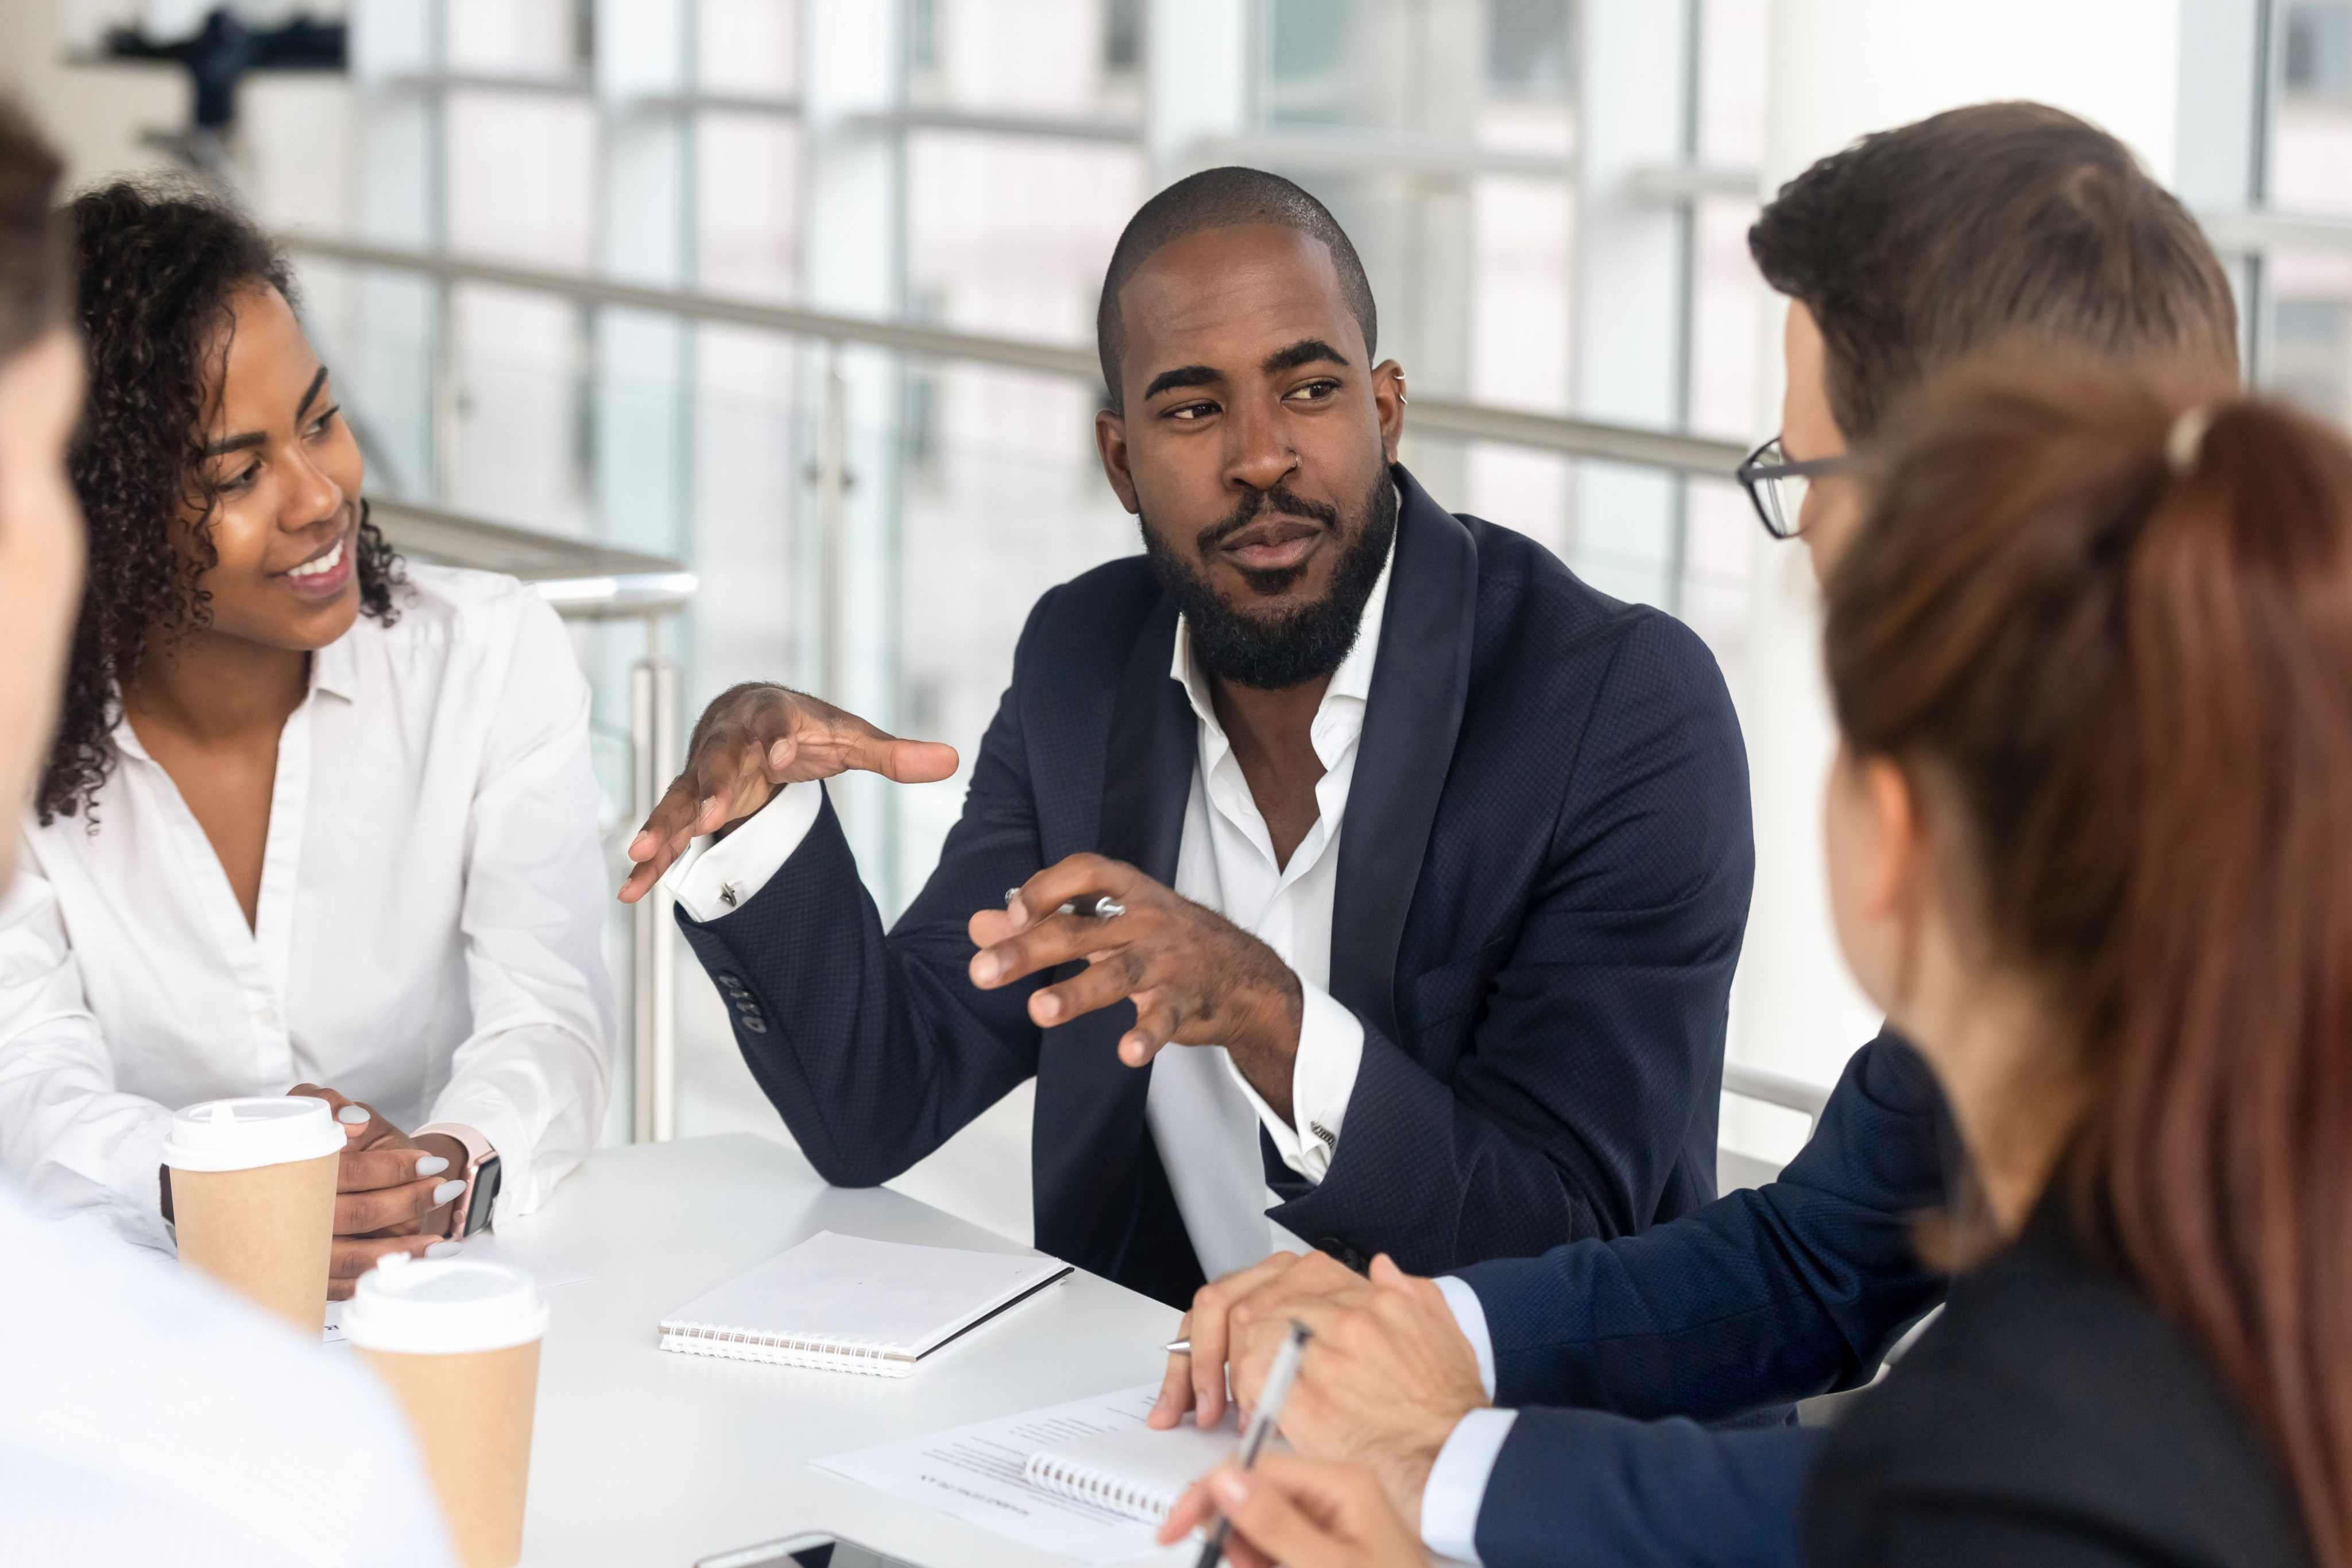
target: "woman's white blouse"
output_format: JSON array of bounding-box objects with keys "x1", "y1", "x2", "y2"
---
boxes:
[{"x1": 0, "y1": 564, "x2": 614, "y2": 1250}]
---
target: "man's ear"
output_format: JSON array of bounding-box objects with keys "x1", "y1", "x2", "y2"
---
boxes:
[
  {"x1": 1372, "y1": 359, "x2": 1406, "y2": 463},
  {"x1": 1094, "y1": 406, "x2": 1140, "y2": 514}
]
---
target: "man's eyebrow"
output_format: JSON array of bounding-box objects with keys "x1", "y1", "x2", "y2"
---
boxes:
[
  {"x1": 1143, "y1": 364, "x2": 1221, "y2": 401},
  {"x1": 1262, "y1": 338, "x2": 1349, "y2": 375}
]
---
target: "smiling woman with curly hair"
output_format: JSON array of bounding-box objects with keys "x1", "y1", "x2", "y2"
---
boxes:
[
  {"x1": 40, "y1": 182, "x2": 405, "y2": 824},
  {"x1": 0, "y1": 183, "x2": 613, "y2": 1295}
]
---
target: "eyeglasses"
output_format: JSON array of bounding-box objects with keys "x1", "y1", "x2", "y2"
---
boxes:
[{"x1": 1737, "y1": 436, "x2": 1857, "y2": 540}]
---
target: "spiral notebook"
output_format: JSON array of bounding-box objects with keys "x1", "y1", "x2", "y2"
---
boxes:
[
  {"x1": 657, "y1": 1229, "x2": 1072, "y2": 1377},
  {"x1": 1022, "y1": 1404, "x2": 1283, "y2": 1524}
]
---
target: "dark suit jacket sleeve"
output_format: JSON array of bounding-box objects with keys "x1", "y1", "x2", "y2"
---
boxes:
[
  {"x1": 1476, "y1": 1409, "x2": 1823, "y2": 1568},
  {"x1": 1269, "y1": 611, "x2": 1755, "y2": 1269},
  {"x1": 1454, "y1": 1033, "x2": 1949, "y2": 1419},
  {"x1": 671, "y1": 595, "x2": 1065, "y2": 1187}
]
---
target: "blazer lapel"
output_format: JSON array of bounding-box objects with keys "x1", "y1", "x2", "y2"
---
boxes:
[
  {"x1": 1329, "y1": 466, "x2": 1479, "y2": 1044},
  {"x1": 1031, "y1": 592, "x2": 1197, "y2": 1290},
  {"x1": 1097, "y1": 593, "x2": 1192, "y2": 883}
]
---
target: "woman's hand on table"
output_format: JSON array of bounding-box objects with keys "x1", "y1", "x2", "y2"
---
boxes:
[
  {"x1": 1156, "y1": 1456, "x2": 1429, "y2": 1568},
  {"x1": 291, "y1": 1084, "x2": 466, "y2": 1298}
]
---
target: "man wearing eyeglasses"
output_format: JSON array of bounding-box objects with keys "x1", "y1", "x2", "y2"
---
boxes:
[{"x1": 1150, "y1": 102, "x2": 2245, "y2": 1568}]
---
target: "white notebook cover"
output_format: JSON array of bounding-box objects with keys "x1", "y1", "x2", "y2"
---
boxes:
[
  {"x1": 1023, "y1": 1404, "x2": 1288, "y2": 1523},
  {"x1": 657, "y1": 1229, "x2": 1071, "y2": 1377}
]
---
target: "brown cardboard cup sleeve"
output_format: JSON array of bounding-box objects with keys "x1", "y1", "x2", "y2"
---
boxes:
[
  {"x1": 161, "y1": 1097, "x2": 346, "y2": 1331},
  {"x1": 345, "y1": 1257, "x2": 548, "y2": 1568}
]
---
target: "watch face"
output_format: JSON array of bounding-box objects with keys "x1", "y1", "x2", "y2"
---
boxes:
[{"x1": 465, "y1": 1154, "x2": 503, "y2": 1237}]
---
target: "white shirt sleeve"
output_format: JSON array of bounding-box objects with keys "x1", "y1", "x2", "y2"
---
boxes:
[
  {"x1": 0, "y1": 1181, "x2": 458, "y2": 1568},
  {"x1": 1419, "y1": 1407, "x2": 1519, "y2": 1566},
  {"x1": 662, "y1": 779, "x2": 827, "y2": 925},
  {"x1": 424, "y1": 595, "x2": 615, "y2": 1222},
  {"x1": 1433, "y1": 1273, "x2": 1498, "y2": 1399},
  {"x1": 1223, "y1": 979, "x2": 1364, "y2": 1184},
  {"x1": 0, "y1": 853, "x2": 176, "y2": 1250}
]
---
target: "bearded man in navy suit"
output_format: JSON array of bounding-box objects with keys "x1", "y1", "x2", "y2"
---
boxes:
[{"x1": 618, "y1": 167, "x2": 1752, "y2": 1311}]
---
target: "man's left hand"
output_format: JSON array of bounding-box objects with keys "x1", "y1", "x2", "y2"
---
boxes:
[{"x1": 968, "y1": 853, "x2": 1303, "y2": 1117}]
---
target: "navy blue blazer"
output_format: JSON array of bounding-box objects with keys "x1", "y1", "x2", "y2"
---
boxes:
[
  {"x1": 676, "y1": 467, "x2": 1753, "y2": 1307},
  {"x1": 1454, "y1": 1032, "x2": 1955, "y2": 1566}
]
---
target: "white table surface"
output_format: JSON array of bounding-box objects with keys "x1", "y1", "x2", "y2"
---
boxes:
[{"x1": 483, "y1": 1133, "x2": 1186, "y2": 1567}]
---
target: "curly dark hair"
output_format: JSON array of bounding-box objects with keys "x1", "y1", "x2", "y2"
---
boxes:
[{"x1": 41, "y1": 180, "x2": 403, "y2": 823}]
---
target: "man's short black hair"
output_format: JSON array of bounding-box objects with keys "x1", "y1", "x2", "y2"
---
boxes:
[
  {"x1": 1096, "y1": 166, "x2": 1377, "y2": 413},
  {"x1": 1750, "y1": 101, "x2": 2239, "y2": 442}
]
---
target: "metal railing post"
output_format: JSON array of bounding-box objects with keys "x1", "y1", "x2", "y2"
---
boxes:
[
  {"x1": 815, "y1": 345, "x2": 849, "y2": 703},
  {"x1": 629, "y1": 612, "x2": 681, "y2": 1143},
  {"x1": 431, "y1": 280, "x2": 461, "y2": 503}
]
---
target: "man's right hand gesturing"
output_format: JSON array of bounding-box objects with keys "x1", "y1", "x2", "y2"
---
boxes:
[{"x1": 616, "y1": 682, "x2": 958, "y2": 903}]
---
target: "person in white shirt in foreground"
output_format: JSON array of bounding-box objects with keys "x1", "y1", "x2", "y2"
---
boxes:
[
  {"x1": 0, "y1": 180, "x2": 612, "y2": 1296},
  {"x1": 0, "y1": 98, "x2": 455, "y2": 1567}
]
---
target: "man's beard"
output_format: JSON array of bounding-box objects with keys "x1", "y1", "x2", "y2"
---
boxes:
[{"x1": 1139, "y1": 470, "x2": 1398, "y2": 691}]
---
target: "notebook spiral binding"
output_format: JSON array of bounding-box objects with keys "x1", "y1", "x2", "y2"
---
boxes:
[
  {"x1": 1021, "y1": 1451, "x2": 1178, "y2": 1523},
  {"x1": 658, "y1": 1321, "x2": 919, "y2": 1379}
]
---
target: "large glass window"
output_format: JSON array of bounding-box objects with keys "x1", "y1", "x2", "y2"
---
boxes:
[{"x1": 314, "y1": 0, "x2": 1778, "y2": 1222}]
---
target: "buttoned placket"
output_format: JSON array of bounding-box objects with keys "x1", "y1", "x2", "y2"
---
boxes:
[
  {"x1": 118, "y1": 680, "x2": 322, "y2": 1089},
  {"x1": 1194, "y1": 709, "x2": 1357, "y2": 936}
]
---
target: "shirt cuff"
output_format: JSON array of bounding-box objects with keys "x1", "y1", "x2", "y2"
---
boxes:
[
  {"x1": 1421, "y1": 1407, "x2": 1518, "y2": 1565},
  {"x1": 1434, "y1": 1275, "x2": 1498, "y2": 1400},
  {"x1": 660, "y1": 779, "x2": 825, "y2": 924},
  {"x1": 1223, "y1": 981, "x2": 1364, "y2": 1184}
]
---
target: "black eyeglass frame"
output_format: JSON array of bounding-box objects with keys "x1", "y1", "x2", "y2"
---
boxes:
[{"x1": 1737, "y1": 437, "x2": 1857, "y2": 540}]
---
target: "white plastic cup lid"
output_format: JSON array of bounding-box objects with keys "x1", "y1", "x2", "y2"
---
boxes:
[
  {"x1": 342, "y1": 1256, "x2": 548, "y2": 1356},
  {"x1": 160, "y1": 1096, "x2": 347, "y2": 1172}
]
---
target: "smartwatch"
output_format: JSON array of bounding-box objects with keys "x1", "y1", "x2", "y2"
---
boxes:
[{"x1": 415, "y1": 1122, "x2": 502, "y2": 1238}]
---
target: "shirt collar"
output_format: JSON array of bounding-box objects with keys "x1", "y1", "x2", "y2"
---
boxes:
[
  {"x1": 105, "y1": 625, "x2": 363, "y2": 761},
  {"x1": 1169, "y1": 489, "x2": 1399, "y2": 733},
  {"x1": 309, "y1": 626, "x2": 359, "y2": 703}
]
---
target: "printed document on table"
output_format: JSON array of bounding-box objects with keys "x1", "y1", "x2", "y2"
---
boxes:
[{"x1": 811, "y1": 1384, "x2": 1198, "y2": 1566}]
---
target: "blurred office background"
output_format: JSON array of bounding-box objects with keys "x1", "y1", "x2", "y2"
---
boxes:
[{"x1": 2, "y1": 0, "x2": 2338, "y2": 1242}]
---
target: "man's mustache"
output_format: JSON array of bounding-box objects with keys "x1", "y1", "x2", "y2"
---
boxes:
[{"x1": 1194, "y1": 484, "x2": 1344, "y2": 555}]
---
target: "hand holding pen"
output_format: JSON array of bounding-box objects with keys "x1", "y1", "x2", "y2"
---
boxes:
[
  {"x1": 1194, "y1": 1319, "x2": 1309, "y2": 1568},
  {"x1": 1153, "y1": 1319, "x2": 1427, "y2": 1568},
  {"x1": 963, "y1": 855, "x2": 1307, "y2": 1113}
]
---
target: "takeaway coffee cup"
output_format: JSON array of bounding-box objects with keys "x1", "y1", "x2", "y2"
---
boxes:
[
  {"x1": 161, "y1": 1095, "x2": 345, "y2": 1331},
  {"x1": 346, "y1": 1255, "x2": 548, "y2": 1568}
]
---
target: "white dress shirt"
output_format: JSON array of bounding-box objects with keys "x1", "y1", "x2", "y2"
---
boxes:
[
  {"x1": 0, "y1": 565, "x2": 614, "y2": 1250},
  {"x1": 666, "y1": 539, "x2": 1392, "y2": 1283},
  {"x1": 0, "y1": 1178, "x2": 456, "y2": 1568}
]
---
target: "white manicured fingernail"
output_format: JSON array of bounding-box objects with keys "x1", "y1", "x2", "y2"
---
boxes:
[
  {"x1": 431, "y1": 1179, "x2": 466, "y2": 1205},
  {"x1": 413, "y1": 1155, "x2": 450, "y2": 1176},
  {"x1": 425, "y1": 1240, "x2": 463, "y2": 1259},
  {"x1": 337, "y1": 1106, "x2": 370, "y2": 1124}
]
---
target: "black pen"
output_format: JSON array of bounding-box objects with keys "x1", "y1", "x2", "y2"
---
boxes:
[{"x1": 1194, "y1": 1319, "x2": 1311, "y2": 1568}]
